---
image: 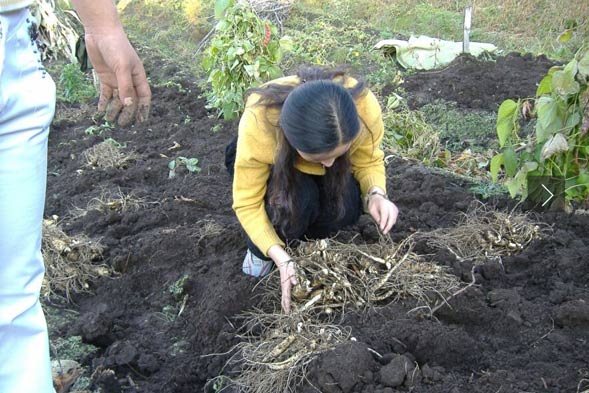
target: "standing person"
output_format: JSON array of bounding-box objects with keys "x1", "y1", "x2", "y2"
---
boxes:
[
  {"x1": 226, "y1": 67, "x2": 398, "y2": 313},
  {"x1": 0, "y1": 1, "x2": 151, "y2": 391}
]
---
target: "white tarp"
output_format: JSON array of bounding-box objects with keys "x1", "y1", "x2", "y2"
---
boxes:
[{"x1": 374, "y1": 35, "x2": 498, "y2": 70}]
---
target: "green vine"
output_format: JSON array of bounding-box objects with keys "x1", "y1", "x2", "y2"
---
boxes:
[{"x1": 491, "y1": 47, "x2": 589, "y2": 205}]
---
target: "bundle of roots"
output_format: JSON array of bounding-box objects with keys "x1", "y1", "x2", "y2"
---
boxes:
[
  {"x1": 262, "y1": 237, "x2": 463, "y2": 316},
  {"x1": 416, "y1": 202, "x2": 547, "y2": 262},
  {"x1": 211, "y1": 237, "x2": 465, "y2": 392},
  {"x1": 42, "y1": 217, "x2": 110, "y2": 301},
  {"x1": 209, "y1": 312, "x2": 351, "y2": 393}
]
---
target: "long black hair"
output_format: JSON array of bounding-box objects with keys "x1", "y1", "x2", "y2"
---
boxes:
[{"x1": 247, "y1": 67, "x2": 367, "y2": 236}]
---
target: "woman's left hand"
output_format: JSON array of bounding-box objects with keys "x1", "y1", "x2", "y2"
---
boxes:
[{"x1": 367, "y1": 195, "x2": 399, "y2": 234}]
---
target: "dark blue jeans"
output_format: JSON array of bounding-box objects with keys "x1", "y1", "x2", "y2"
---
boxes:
[{"x1": 225, "y1": 137, "x2": 363, "y2": 259}]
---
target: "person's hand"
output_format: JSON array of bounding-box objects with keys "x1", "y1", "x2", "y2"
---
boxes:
[
  {"x1": 367, "y1": 194, "x2": 399, "y2": 234},
  {"x1": 84, "y1": 30, "x2": 151, "y2": 127},
  {"x1": 277, "y1": 260, "x2": 297, "y2": 313}
]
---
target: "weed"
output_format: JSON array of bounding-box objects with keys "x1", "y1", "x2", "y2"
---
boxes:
[
  {"x1": 57, "y1": 63, "x2": 97, "y2": 104},
  {"x1": 84, "y1": 122, "x2": 114, "y2": 136},
  {"x1": 169, "y1": 273, "x2": 189, "y2": 300},
  {"x1": 168, "y1": 156, "x2": 201, "y2": 178}
]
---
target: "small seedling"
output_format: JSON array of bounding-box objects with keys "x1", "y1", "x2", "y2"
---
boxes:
[
  {"x1": 84, "y1": 122, "x2": 114, "y2": 136},
  {"x1": 168, "y1": 156, "x2": 201, "y2": 178}
]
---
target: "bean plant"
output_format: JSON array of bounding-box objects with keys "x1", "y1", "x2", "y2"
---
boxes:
[
  {"x1": 201, "y1": 0, "x2": 288, "y2": 120},
  {"x1": 491, "y1": 48, "x2": 589, "y2": 205}
]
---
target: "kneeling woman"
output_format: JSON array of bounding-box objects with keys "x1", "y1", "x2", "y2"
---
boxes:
[{"x1": 227, "y1": 67, "x2": 399, "y2": 312}]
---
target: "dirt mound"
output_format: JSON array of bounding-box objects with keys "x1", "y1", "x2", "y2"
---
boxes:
[
  {"x1": 399, "y1": 52, "x2": 559, "y2": 111},
  {"x1": 45, "y1": 51, "x2": 589, "y2": 393}
]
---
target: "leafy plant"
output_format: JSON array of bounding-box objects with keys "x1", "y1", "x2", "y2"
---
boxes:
[
  {"x1": 58, "y1": 63, "x2": 97, "y2": 104},
  {"x1": 168, "y1": 156, "x2": 201, "y2": 178},
  {"x1": 201, "y1": 0, "x2": 289, "y2": 120},
  {"x1": 490, "y1": 48, "x2": 589, "y2": 204}
]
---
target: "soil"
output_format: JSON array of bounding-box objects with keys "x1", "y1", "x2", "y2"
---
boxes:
[{"x1": 45, "y1": 50, "x2": 589, "y2": 393}]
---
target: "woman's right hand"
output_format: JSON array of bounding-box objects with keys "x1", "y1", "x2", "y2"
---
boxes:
[
  {"x1": 278, "y1": 261, "x2": 298, "y2": 313},
  {"x1": 268, "y1": 244, "x2": 297, "y2": 313}
]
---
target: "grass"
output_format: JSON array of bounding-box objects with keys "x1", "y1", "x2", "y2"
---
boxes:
[{"x1": 420, "y1": 101, "x2": 498, "y2": 153}]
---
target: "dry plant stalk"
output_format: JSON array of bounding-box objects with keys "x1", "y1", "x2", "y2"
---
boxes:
[
  {"x1": 30, "y1": 0, "x2": 82, "y2": 61},
  {"x1": 42, "y1": 218, "x2": 110, "y2": 301},
  {"x1": 81, "y1": 141, "x2": 137, "y2": 169},
  {"x1": 247, "y1": 0, "x2": 294, "y2": 31},
  {"x1": 416, "y1": 202, "x2": 547, "y2": 262},
  {"x1": 209, "y1": 312, "x2": 351, "y2": 393}
]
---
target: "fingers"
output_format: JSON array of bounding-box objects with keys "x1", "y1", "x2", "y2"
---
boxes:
[
  {"x1": 370, "y1": 199, "x2": 399, "y2": 234},
  {"x1": 280, "y1": 262, "x2": 297, "y2": 314},
  {"x1": 134, "y1": 72, "x2": 152, "y2": 124},
  {"x1": 382, "y1": 205, "x2": 398, "y2": 234},
  {"x1": 97, "y1": 83, "x2": 113, "y2": 114},
  {"x1": 105, "y1": 88, "x2": 123, "y2": 124},
  {"x1": 281, "y1": 280, "x2": 292, "y2": 314}
]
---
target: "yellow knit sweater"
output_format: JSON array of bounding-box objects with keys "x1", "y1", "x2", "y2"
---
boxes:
[{"x1": 232, "y1": 75, "x2": 386, "y2": 256}]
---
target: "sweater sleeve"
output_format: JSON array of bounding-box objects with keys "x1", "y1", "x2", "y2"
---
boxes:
[
  {"x1": 232, "y1": 104, "x2": 285, "y2": 256},
  {"x1": 350, "y1": 89, "x2": 387, "y2": 196}
]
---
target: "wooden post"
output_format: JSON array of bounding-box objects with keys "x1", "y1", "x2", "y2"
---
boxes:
[{"x1": 463, "y1": 5, "x2": 473, "y2": 53}]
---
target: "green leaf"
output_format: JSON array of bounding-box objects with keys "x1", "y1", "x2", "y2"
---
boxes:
[
  {"x1": 214, "y1": 0, "x2": 233, "y2": 19},
  {"x1": 557, "y1": 28, "x2": 573, "y2": 43},
  {"x1": 497, "y1": 99, "x2": 518, "y2": 148},
  {"x1": 279, "y1": 35, "x2": 294, "y2": 52},
  {"x1": 564, "y1": 112, "x2": 581, "y2": 133},
  {"x1": 536, "y1": 96, "x2": 563, "y2": 142},
  {"x1": 577, "y1": 49, "x2": 589, "y2": 79},
  {"x1": 552, "y1": 59, "x2": 580, "y2": 97},
  {"x1": 490, "y1": 153, "x2": 504, "y2": 182},
  {"x1": 536, "y1": 74, "x2": 553, "y2": 96},
  {"x1": 503, "y1": 147, "x2": 518, "y2": 177}
]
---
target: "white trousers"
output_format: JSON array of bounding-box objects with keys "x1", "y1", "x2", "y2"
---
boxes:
[{"x1": 0, "y1": 8, "x2": 56, "y2": 393}]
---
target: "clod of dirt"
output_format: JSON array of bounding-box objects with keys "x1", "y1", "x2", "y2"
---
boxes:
[
  {"x1": 307, "y1": 341, "x2": 378, "y2": 393},
  {"x1": 554, "y1": 299, "x2": 589, "y2": 327},
  {"x1": 379, "y1": 354, "x2": 417, "y2": 387}
]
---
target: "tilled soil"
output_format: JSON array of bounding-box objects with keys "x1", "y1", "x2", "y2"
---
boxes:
[{"x1": 45, "y1": 51, "x2": 589, "y2": 393}]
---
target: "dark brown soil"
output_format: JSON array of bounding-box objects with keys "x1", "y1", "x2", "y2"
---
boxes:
[{"x1": 45, "y1": 51, "x2": 589, "y2": 393}]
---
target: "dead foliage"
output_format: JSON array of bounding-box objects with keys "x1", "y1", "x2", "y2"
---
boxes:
[
  {"x1": 30, "y1": 0, "x2": 82, "y2": 61},
  {"x1": 415, "y1": 202, "x2": 548, "y2": 263},
  {"x1": 42, "y1": 217, "x2": 111, "y2": 301},
  {"x1": 80, "y1": 140, "x2": 137, "y2": 169}
]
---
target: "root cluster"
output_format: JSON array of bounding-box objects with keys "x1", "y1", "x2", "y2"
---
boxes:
[
  {"x1": 207, "y1": 204, "x2": 548, "y2": 392},
  {"x1": 417, "y1": 202, "x2": 547, "y2": 262},
  {"x1": 213, "y1": 312, "x2": 351, "y2": 393},
  {"x1": 42, "y1": 218, "x2": 110, "y2": 301},
  {"x1": 275, "y1": 237, "x2": 463, "y2": 315},
  {"x1": 81, "y1": 140, "x2": 137, "y2": 169}
]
